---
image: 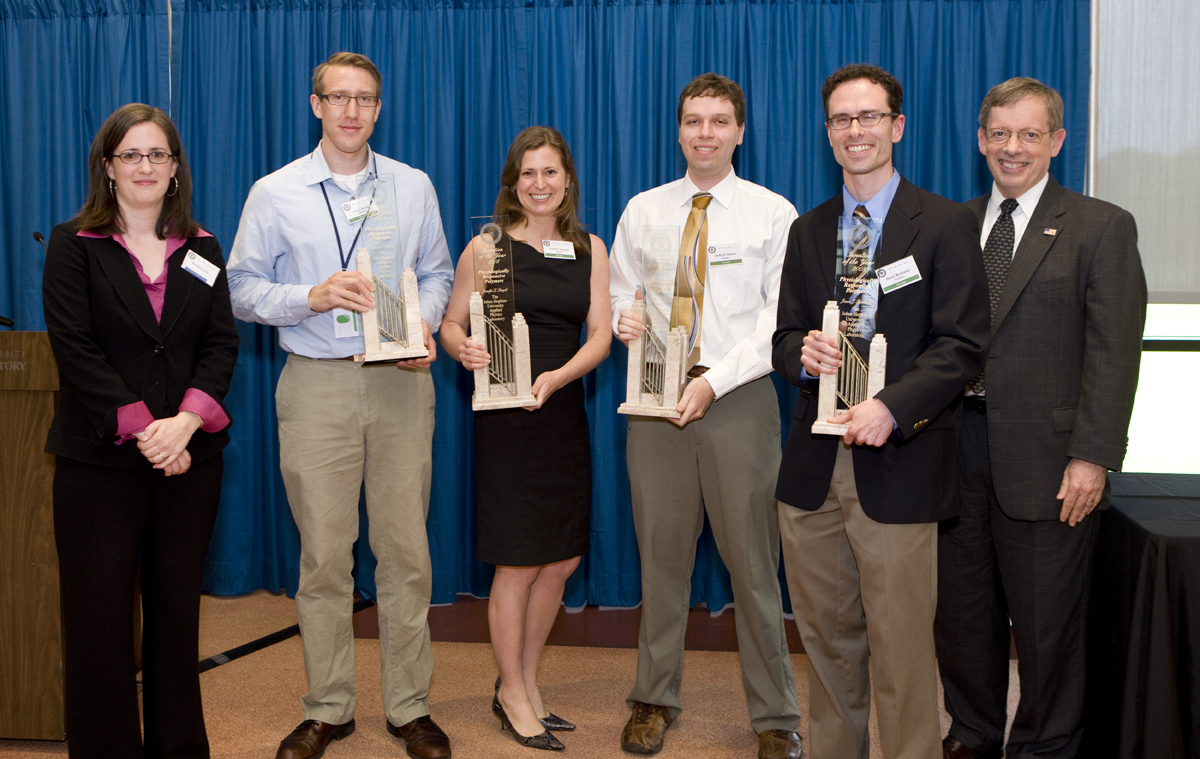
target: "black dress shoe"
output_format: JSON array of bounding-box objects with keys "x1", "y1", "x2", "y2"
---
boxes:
[
  {"x1": 492, "y1": 694, "x2": 565, "y2": 750},
  {"x1": 943, "y1": 735, "x2": 1003, "y2": 759},
  {"x1": 275, "y1": 719, "x2": 355, "y2": 759},
  {"x1": 387, "y1": 715, "x2": 451, "y2": 759},
  {"x1": 539, "y1": 712, "x2": 576, "y2": 731}
]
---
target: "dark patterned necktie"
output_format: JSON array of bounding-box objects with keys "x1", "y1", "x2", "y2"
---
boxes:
[
  {"x1": 968, "y1": 197, "x2": 1019, "y2": 395},
  {"x1": 845, "y1": 204, "x2": 874, "y2": 344}
]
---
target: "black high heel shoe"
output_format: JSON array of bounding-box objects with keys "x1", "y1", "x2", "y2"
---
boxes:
[
  {"x1": 539, "y1": 713, "x2": 576, "y2": 732},
  {"x1": 497, "y1": 676, "x2": 576, "y2": 731},
  {"x1": 492, "y1": 694, "x2": 565, "y2": 751}
]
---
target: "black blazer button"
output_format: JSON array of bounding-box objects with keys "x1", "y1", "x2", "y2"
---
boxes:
[{"x1": 153, "y1": 344, "x2": 164, "y2": 355}]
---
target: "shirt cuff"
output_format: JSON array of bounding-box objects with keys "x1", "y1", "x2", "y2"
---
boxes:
[
  {"x1": 700, "y1": 365, "x2": 736, "y2": 400},
  {"x1": 115, "y1": 401, "x2": 154, "y2": 445},
  {"x1": 288, "y1": 284, "x2": 319, "y2": 319},
  {"x1": 179, "y1": 388, "x2": 231, "y2": 433}
]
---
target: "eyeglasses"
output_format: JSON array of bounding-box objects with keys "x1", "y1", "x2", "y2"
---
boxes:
[
  {"x1": 111, "y1": 150, "x2": 174, "y2": 165},
  {"x1": 826, "y1": 112, "x2": 899, "y2": 130},
  {"x1": 318, "y1": 93, "x2": 380, "y2": 108},
  {"x1": 984, "y1": 128, "x2": 1052, "y2": 145}
]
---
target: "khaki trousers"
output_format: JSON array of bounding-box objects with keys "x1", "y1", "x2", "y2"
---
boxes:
[
  {"x1": 778, "y1": 443, "x2": 940, "y2": 759},
  {"x1": 625, "y1": 377, "x2": 800, "y2": 732},
  {"x1": 276, "y1": 354, "x2": 436, "y2": 726}
]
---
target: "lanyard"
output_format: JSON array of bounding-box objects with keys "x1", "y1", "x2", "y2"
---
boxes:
[{"x1": 319, "y1": 156, "x2": 379, "y2": 271}]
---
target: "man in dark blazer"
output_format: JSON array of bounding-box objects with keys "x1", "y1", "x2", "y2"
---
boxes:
[
  {"x1": 773, "y1": 64, "x2": 989, "y2": 759},
  {"x1": 936, "y1": 78, "x2": 1146, "y2": 759}
]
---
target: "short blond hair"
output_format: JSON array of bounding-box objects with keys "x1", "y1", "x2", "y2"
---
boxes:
[{"x1": 312, "y1": 52, "x2": 382, "y2": 97}]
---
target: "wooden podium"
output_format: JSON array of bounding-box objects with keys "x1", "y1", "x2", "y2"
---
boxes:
[{"x1": 0, "y1": 331, "x2": 64, "y2": 739}]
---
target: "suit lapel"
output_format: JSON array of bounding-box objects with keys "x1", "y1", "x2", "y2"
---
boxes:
[
  {"x1": 878, "y1": 178, "x2": 919, "y2": 268},
  {"x1": 160, "y1": 248, "x2": 194, "y2": 337},
  {"x1": 94, "y1": 238, "x2": 162, "y2": 341},
  {"x1": 814, "y1": 197, "x2": 841, "y2": 298},
  {"x1": 993, "y1": 178, "x2": 1065, "y2": 332},
  {"x1": 967, "y1": 195, "x2": 987, "y2": 230}
]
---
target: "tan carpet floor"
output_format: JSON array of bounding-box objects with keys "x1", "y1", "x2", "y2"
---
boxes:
[{"x1": 0, "y1": 591, "x2": 1019, "y2": 758}]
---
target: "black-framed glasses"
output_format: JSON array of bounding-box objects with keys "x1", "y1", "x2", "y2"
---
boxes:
[
  {"x1": 826, "y1": 112, "x2": 899, "y2": 130},
  {"x1": 318, "y1": 93, "x2": 380, "y2": 108},
  {"x1": 111, "y1": 150, "x2": 174, "y2": 165},
  {"x1": 984, "y1": 128, "x2": 1052, "y2": 145}
]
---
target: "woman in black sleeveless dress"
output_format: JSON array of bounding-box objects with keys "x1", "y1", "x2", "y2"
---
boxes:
[{"x1": 440, "y1": 127, "x2": 611, "y2": 751}]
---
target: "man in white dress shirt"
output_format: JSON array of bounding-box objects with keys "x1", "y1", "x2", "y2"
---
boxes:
[{"x1": 609, "y1": 72, "x2": 803, "y2": 759}]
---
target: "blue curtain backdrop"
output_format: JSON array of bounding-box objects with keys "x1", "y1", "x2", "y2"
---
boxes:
[
  {"x1": 1, "y1": 0, "x2": 1088, "y2": 610},
  {"x1": 0, "y1": 0, "x2": 170, "y2": 329}
]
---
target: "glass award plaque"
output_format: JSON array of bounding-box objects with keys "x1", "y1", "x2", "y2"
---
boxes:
[
  {"x1": 468, "y1": 216, "x2": 535, "y2": 410},
  {"x1": 617, "y1": 225, "x2": 687, "y2": 418},
  {"x1": 348, "y1": 173, "x2": 427, "y2": 363},
  {"x1": 814, "y1": 215, "x2": 888, "y2": 435}
]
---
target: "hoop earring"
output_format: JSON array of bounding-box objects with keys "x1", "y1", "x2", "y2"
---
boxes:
[
  {"x1": 166, "y1": 176, "x2": 179, "y2": 197},
  {"x1": 108, "y1": 179, "x2": 116, "y2": 198}
]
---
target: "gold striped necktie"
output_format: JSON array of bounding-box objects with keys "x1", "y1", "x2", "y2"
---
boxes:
[{"x1": 670, "y1": 192, "x2": 714, "y2": 370}]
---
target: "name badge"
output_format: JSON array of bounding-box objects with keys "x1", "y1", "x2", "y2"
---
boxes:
[
  {"x1": 332, "y1": 308, "x2": 361, "y2": 339},
  {"x1": 876, "y1": 255, "x2": 922, "y2": 295},
  {"x1": 341, "y1": 197, "x2": 378, "y2": 224},
  {"x1": 181, "y1": 250, "x2": 219, "y2": 286},
  {"x1": 542, "y1": 240, "x2": 576, "y2": 260},
  {"x1": 708, "y1": 242, "x2": 742, "y2": 266}
]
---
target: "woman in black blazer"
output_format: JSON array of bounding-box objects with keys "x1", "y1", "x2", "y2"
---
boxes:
[{"x1": 42, "y1": 103, "x2": 238, "y2": 758}]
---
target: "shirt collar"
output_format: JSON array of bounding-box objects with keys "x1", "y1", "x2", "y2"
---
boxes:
[
  {"x1": 986, "y1": 171, "x2": 1050, "y2": 220},
  {"x1": 842, "y1": 169, "x2": 901, "y2": 219},
  {"x1": 306, "y1": 142, "x2": 377, "y2": 188},
  {"x1": 678, "y1": 168, "x2": 738, "y2": 209}
]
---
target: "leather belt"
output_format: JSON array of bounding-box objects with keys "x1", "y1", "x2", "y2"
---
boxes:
[{"x1": 686, "y1": 365, "x2": 710, "y2": 379}]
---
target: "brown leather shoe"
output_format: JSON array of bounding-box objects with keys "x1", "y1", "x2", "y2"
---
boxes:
[
  {"x1": 387, "y1": 715, "x2": 452, "y2": 759},
  {"x1": 758, "y1": 729, "x2": 803, "y2": 759},
  {"x1": 275, "y1": 719, "x2": 356, "y2": 759},
  {"x1": 620, "y1": 702, "x2": 673, "y2": 755},
  {"x1": 943, "y1": 735, "x2": 1003, "y2": 759}
]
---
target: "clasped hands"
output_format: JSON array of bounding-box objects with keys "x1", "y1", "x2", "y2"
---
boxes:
[
  {"x1": 135, "y1": 412, "x2": 203, "y2": 476},
  {"x1": 802, "y1": 328, "x2": 892, "y2": 447}
]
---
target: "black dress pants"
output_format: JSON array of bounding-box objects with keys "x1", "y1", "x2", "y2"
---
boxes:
[
  {"x1": 53, "y1": 453, "x2": 222, "y2": 759},
  {"x1": 936, "y1": 404, "x2": 1099, "y2": 759}
]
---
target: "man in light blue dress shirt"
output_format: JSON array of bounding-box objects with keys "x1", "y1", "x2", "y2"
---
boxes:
[
  {"x1": 774, "y1": 64, "x2": 989, "y2": 759},
  {"x1": 226, "y1": 52, "x2": 454, "y2": 759}
]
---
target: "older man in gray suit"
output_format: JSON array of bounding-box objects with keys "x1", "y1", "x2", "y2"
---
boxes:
[{"x1": 935, "y1": 78, "x2": 1147, "y2": 759}]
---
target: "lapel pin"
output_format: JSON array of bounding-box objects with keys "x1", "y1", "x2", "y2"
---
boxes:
[{"x1": 1044, "y1": 228, "x2": 1058, "y2": 236}]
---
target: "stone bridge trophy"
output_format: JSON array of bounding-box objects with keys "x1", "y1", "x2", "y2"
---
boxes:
[
  {"x1": 348, "y1": 172, "x2": 427, "y2": 363},
  {"x1": 351, "y1": 253, "x2": 427, "y2": 363},
  {"x1": 618, "y1": 225, "x2": 688, "y2": 419},
  {"x1": 813, "y1": 214, "x2": 888, "y2": 435},
  {"x1": 468, "y1": 217, "x2": 535, "y2": 410}
]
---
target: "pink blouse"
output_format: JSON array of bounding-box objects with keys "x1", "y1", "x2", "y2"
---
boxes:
[{"x1": 76, "y1": 229, "x2": 231, "y2": 442}]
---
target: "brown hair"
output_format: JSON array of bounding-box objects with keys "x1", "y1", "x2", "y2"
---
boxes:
[
  {"x1": 312, "y1": 52, "x2": 382, "y2": 97},
  {"x1": 72, "y1": 103, "x2": 199, "y2": 239},
  {"x1": 822, "y1": 64, "x2": 903, "y2": 117},
  {"x1": 677, "y1": 73, "x2": 746, "y2": 126},
  {"x1": 978, "y1": 77, "x2": 1064, "y2": 132},
  {"x1": 493, "y1": 126, "x2": 590, "y2": 256}
]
